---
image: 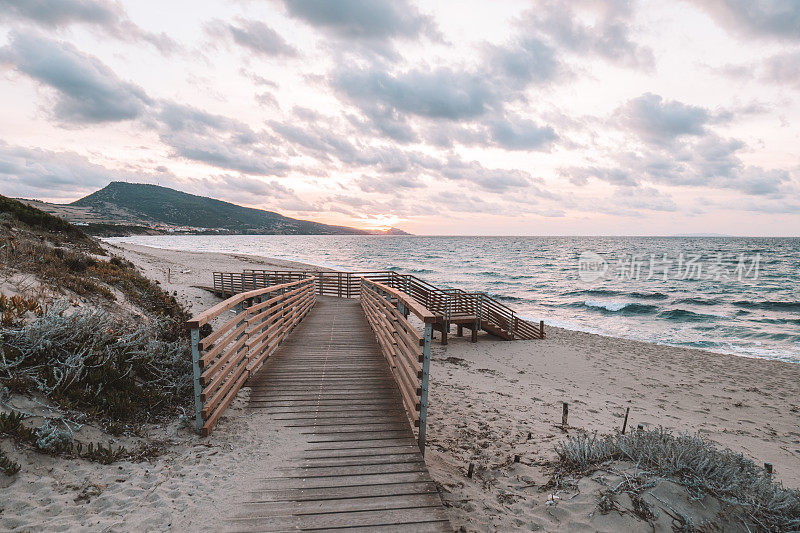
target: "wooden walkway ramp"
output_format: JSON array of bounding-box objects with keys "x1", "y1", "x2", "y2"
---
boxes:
[{"x1": 226, "y1": 297, "x2": 452, "y2": 532}]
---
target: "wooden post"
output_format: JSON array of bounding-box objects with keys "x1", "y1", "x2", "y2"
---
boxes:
[
  {"x1": 190, "y1": 327, "x2": 203, "y2": 433},
  {"x1": 562, "y1": 402, "x2": 569, "y2": 427},
  {"x1": 473, "y1": 295, "x2": 482, "y2": 343},
  {"x1": 621, "y1": 407, "x2": 630, "y2": 434},
  {"x1": 167, "y1": 268, "x2": 171, "y2": 284},
  {"x1": 467, "y1": 462, "x2": 474, "y2": 478},
  {"x1": 540, "y1": 320, "x2": 545, "y2": 339},
  {"x1": 765, "y1": 463, "x2": 773, "y2": 475},
  {"x1": 418, "y1": 321, "x2": 433, "y2": 454}
]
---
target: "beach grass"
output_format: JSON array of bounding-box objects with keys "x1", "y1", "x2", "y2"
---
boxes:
[{"x1": 555, "y1": 428, "x2": 800, "y2": 531}]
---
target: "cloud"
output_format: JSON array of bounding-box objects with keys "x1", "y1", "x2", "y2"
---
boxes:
[
  {"x1": 0, "y1": 140, "x2": 115, "y2": 197},
  {"x1": 356, "y1": 174, "x2": 425, "y2": 193},
  {"x1": 440, "y1": 157, "x2": 533, "y2": 192},
  {"x1": 565, "y1": 132, "x2": 795, "y2": 198},
  {"x1": 692, "y1": 0, "x2": 800, "y2": 41},
  {"x1": 153, "y1": 103, "x2": 290, "y2": 176},
  {"x1": 282, "y1": 0, "x2": 436, "y2": 41},
  {"x1": 0, "y1": 32, "x2": 151, "y2": 123},
  {"x1": 0, "y1": 0, "x2": 178, "y2": 53},
  {"x1": 334, "y1": 65, "x2": 497, "y2": 121},
  {"x1": 609, "y1": 186, "x2": 678, "y2": 212},
  {"x1": 188, "y1": 174, "x2": 314, "y2": 210},
  {"x1": 761, "y1": 51, "x2": 800, "y2": 88},
  {"x1": 618, "y1": 93, "x2": 712, "y2": 145},
  {"x1": 486, "y1": 37, "x2": 563, "y2": 86},
  {"x1": 508, "y1": 1, "x2": 654, "y2": 70},
  {"x1": 489, "y1": 116, "x2": 558, "y2": 151},
  {"x1": 206, "y1": 18, "x2": 297, "y2": 56}
]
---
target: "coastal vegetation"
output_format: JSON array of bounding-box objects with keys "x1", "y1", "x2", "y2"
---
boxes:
[
  {"x1": 553, "y1": 428, "x2": 800, "y2": 531},
  {"x1": 0, "y1": 195, "x2": 193, "y2": 475}
]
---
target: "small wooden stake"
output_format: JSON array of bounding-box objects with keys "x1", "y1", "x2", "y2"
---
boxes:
[
  {"x1": 527, "y1": 432, "x2": 532, "y2": 441},
  {"x1": 765, "y1": 463, "x2": 773, "y2": 475},
  {"x1": 167, "y1": 268, "x2": 171, "y2": 284},
  {"x1": 514, "y1": 455, "x2": 520, "y2": 463},
  {"x1": 467, "y1": 462, "x2": 475, "y2": 478},
  {"x1": 637, "y1": 424, "x2": 644, "y2": 432},
  {"x1": 562, "y1": 402, "x2": 569, "y2": 427},
  {"x1": 621, "y1": 407, "x2": 630, "y2": 434}
]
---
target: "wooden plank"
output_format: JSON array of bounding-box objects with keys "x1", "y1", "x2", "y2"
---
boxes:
[
  {"x1": 278, "y1": 462, "x2": 426, "y2": 477},
  {"x1": 254, "y1": 470, "x2": 433, "y2": 489},
  {"x1": 227, "y1": 506, "x2": 451, "y2": 531},
  {"x1": 297, "y1": 453, "x2": 422, "y2": 467},
  {"x1": 238, "y1": 493, "x2": 444, "y2": 516}
]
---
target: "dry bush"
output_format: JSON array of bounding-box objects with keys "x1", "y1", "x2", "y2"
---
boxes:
[{"x1": 0, "y1": 302, "x2": 192, "y2": 421}]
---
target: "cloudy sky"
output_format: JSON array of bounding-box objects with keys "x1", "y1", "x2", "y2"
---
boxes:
[{"x1": 0, "y1": 0, "x2": 799, "y2": 235}]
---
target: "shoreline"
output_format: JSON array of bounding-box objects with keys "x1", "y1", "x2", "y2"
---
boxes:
[
  {"x1": 3, "y1": 241, "x2": 794, "y2": 531},
  {"x1": 107, "y1": 239, "x2": 799, "y2": 365}
]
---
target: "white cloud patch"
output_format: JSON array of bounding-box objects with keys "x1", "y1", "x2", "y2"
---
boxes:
[{"x1": 0, "y1": 32, "x2": 151, "y2": 123}]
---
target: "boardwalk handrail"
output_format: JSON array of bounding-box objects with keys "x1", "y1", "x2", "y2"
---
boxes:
[
  {"x1": 360, "y1": 278, "x2": 435, "y2": 453},
  {"x1": 186, "y1": 277, "x2": 316, "y2": 436},
  {"x1": 223, "y1": 269, "x2": 545, "y2": 341}
]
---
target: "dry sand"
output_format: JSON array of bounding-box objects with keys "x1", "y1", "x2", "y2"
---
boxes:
[
  {"x1": 424, "y1": 327, "x2": 800, "y2": 531},
  {"x1": 2, "y1": 241, "x2": 797, "y2": 532}
]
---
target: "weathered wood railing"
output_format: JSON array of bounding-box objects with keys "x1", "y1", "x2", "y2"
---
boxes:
[
  {"x1": 186, "y1": 277, "x2": 316, "y2": 436},
  {"x1": 218, "y1": 269, "x2": 545, "y2": 341},
  {"x1": 360, "y1": 278, "x2": 435, "y2": 452}
]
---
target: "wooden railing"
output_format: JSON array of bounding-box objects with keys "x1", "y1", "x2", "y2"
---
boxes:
[
  {"x1": 217, "y1": 269, "x2": 545, "y2": 341},
  {"x1": 360, "y1": 278, "x2": 435, "y2": 452},
  {"x1": 186, "y1": 277, "x2": 316, "y2": 436}
]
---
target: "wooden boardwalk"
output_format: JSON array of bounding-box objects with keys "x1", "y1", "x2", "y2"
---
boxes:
[{"x1": 226, "y1": 297, "x2": 452, "y2": 532}]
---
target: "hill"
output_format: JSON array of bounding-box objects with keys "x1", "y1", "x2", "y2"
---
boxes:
[{"x1": 21, "y1": 182, "x2": 409, "y2": 236}]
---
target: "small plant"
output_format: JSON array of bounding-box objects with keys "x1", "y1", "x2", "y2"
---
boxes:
[
  {"x1": 34, "y1": 421, "x2": 73, "y2": 454},
  {"x1": 0, "y1": 294, "x2": 43, "y2": 327},
  {"x1": 0, "y1": 448, "x2": 20, "y2": 476},
  {"x1": 75, "y1": 441, "x2": 128, "y2": 465},
  {"x1": 0, "y1": 411, "x2": 35, "y2": 441}
]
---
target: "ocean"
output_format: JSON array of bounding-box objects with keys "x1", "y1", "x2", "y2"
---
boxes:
[{"x1": 107, "y1": 235, "x2": 800, "y2": 363}]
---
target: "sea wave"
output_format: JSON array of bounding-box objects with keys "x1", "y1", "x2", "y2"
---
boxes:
[
  {"x1": 733, "y1": 300, "x2": 800, "y2": 312},
  {"x1": 564, "y1": 289, "x2": 667, "y2": 300},
  {"x1": 676, "y1": 297, "x2": 723, "y2": 306},
  {"x1": 658, "y1": 309, "x2": 720, "y2": 321},
  {"x1": 581, "y1": 300, "x2": 659, "y2": 314}
]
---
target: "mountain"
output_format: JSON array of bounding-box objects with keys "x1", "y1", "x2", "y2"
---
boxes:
[{"x1": 21, "y1": 182, "x2": 409, "y2": 236}]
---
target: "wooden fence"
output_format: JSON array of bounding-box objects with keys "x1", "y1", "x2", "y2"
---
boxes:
[
  {"x1": 216, "y1": 269, "x2": 545, "y2": 342},
  {"x1": 360, "y1": 278, "x2": 435, "y2": 452},
  {"x1": 186, "y1": 277, "x2": 316, "y2": 435}
]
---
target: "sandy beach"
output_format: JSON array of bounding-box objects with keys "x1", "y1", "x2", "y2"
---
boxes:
[{"x1": 2, "y1": 241, "x2": 797, "y2": 531}]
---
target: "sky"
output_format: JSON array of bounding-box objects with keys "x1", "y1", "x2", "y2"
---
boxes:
[{"x1": 0, "y1": 0, "x2": 799, "y2": 236}]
